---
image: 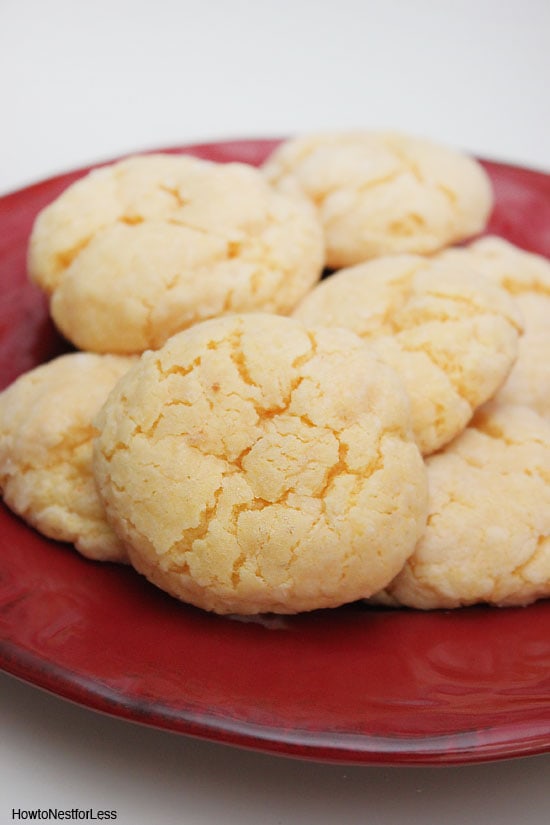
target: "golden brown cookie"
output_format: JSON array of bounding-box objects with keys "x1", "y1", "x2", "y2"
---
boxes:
[
  {"x1": 263, "y1": 131, "x2": 493, "y2": 268},
  {"x1": 437, "y1": 236, "x2": 550, "y2": 420},
  {"x1": 0, "y1": 352, "x2": 135, "y2": 561},
  {"x1": 93, "y1": 313, "x2": 428, "y2": 614},
  {"x1": 293, "y1": 254, "x2": 522, "y2": 455},
  {"x1": 28, "y1": 154, "x2": 325, "y2": 354},
  {"x1": 374, "y1": 403, "x2": 550, "y2": 609}
]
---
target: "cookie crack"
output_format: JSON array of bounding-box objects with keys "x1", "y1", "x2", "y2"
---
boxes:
[
  {"x1": 499, "y1": 277, "x2": 550, "y2": 298},
  {"x1": 391, "y1": 334, "x2": 481, "y2": 409},
  {"x1": 154, "y1": 355, "x2": 203, "y2": 381},
  {"x1": 383, "y1": 139, "x2": 424, "y2": 183},
  {"x1": 402, "y1": 289, "x2": 521, "y2": 332},
  {"x1": 118, "y1": 214, "x2": 144, "y2": 226},
  {"x1": 227, "y1": 329, "x2": 257, "y2": 390},
  {"x1": 509, "y1": 534, "x2": 550, "y2": 584},
  {"x1": 54, "y1": 235, "x2": 94, "y2": 273},
  {"x1": 472, "y1": 418, "x2": 550, "y2": 453},
  {"x1": 315, "y1": 170, "x2": 406, "y2": 210},
  {"x1": 8, "y1": 426, "x2": 98, "y2": 473},
  {"x1": 158, "y1": 184, "x2": 189, "y2": 209},
  {"x1": 315, "y1": 438, "x2": 351, "y2": 498},
  {"x1": 175, "y1": 483, "x2": 226, "y2": 551}
]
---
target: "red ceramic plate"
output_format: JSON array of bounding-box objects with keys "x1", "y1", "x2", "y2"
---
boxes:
[{"x1": 1, "y1": 139, "x2": 550, "y2": 767}]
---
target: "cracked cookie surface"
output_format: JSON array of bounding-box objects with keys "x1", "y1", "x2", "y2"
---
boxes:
[
  {"x1": 0, "y1": 352, "x2": 135, "y2": 561},
  {"x1": 293, "y1": 254, "x2": 522, "y2": 455},
  {"x1": 93, "y1": 313, "x2": 428, "y2": 614},
  {"x1": 437, "y1": 236, "x2": 550, "y2": 420},
  {"x1": 373, "y1": 403, "x2": 550, "y2": 609},
  {"x1": 28, "y1": 154, "x2": 325, "y2": 354},
  {"x1": 263, "y1": 131, "x2": 493, "y2": 268}
]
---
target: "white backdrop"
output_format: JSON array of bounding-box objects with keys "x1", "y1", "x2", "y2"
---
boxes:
[
  {"x1": 1, "y1": 0, "x2": 549, "y2": 195},
  {"x1": 1, "y1": 2, "x2": 549, "y2": 824}
]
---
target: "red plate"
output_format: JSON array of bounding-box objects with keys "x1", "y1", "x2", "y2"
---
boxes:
[{"x1": 1, "y1": 139, "x2": 550, "y2": 766}]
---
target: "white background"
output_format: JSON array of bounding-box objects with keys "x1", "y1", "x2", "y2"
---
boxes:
[
  {"x1": 1, "y1": 0, "x2": 549, "y2": 195},
  {"x1": 1, "y1": 1, "x2": 549, "y2": 823}
]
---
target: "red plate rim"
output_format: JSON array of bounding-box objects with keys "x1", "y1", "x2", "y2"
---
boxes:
[{"x1": 1, "y1": 139, "x2": 550, "y2": 767}]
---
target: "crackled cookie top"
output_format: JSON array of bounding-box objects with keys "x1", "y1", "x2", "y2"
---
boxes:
[
  {"x1": 375, "y1": 403, "x2": 550, "y2": 609},
  {"x1": 93, "y1": 313, "x2": 428, "y2": 615},
  {"x1": 0, "y1": 352, "x2": 134, "y2": 562},
  {"x1": 293, "y1": 254, "x2": 522, "y2": 455},
  {"x1": 263, "y1": 131, "x2": 493, "y2": 268},
  {"x1": 438, "y1": 236, "x2": 550, "y2": 420},
  {"x1": 28, "y1": 154, "x2": 324, "y2": 354}
]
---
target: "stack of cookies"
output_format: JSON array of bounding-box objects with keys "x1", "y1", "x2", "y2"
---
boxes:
[{"x1": 1, "y1": 131, "x2": 549, "y2": 615}]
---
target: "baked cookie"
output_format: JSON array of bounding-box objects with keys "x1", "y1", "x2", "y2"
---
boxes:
[
  {"x1": 28, "y1": 154, "x2": 325, "y2": 354},
  {"x1": 374, "y1": 403, "x2": 550, "y2": 609},
  {"x1": 293, "y1": 254, "x2": 522, "y2": 455},
  {"x1": 93, "y1": 313, "x2": 428, "y2": 615},
  {"x1": 263, "y1": 131, "x2": 493, "y2": 268},
  {"x1": 0, "y1": 352, "x2": 135, "y2": 562},
  {"x1": 437, "y1": 236, "x2": 550, "y2": 420}
]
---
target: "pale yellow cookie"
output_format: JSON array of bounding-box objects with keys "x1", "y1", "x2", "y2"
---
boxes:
[
  {"x1": 293, "y1": 254, "x2": 522, "y2": 455},
  {"x1": 28, "y1": 154, "x2": 324, "y2": 354},
  {"x1": 437, "y1": 236, "x2": 550, "y2": 420},
  {"x1": 263, "y1": 131, "x2": 493, "y2": 268},
  {"x1": 374, "y1": 403, "x2": 550, "y2": 609},
  {"x1": 0, "y1": 352, "x2": 135, "y2": 562},
  {"x1": 93, "y1": 313, "x2": 428, "y2": 615}
]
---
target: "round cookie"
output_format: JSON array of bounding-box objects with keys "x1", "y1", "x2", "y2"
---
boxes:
[
  {"x1": 374, "y1": 403, "x2": 550, "y2": 609},
  {"x1": 293, "y1": 254, "x2": 522, "y2": 455},
  {"x1": 93, "y1": 313, "x2": 428, "y2": 615},
  {"x1": 28, "y1": 154, "x2": 325, "y2": 354},
  {"x1": 437, "y1": 236, "x2": 550, "y2": 420},
  {"x1": 0, "y1": 352, "x2": 135, "y2": 562},
  {"x1": 263, "y1": 131, "x2": 493, "y2": 268}
]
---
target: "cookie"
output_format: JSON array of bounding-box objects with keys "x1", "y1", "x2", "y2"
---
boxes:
[
  {"x1": 28, "y1": 154, "x2": 325, "y2": 354},
  {"x1": 374, "y1": 403, "x2": 550, "y2": 609},
  {"x1": 293, "y1": 254, "x2": 522, "y2": 455},
  {"x1": 0, "y1": 352, "x2": 135, "y2": 562},
  {"x1": 437, "y1": 236, "x2": 550, "y2": 420},
  {"x1": 263, "y1": 131, "x2": 493, "y2": 268},
  {"x1": 93, "y1": 313, "x2": 428, "y2": 615}
]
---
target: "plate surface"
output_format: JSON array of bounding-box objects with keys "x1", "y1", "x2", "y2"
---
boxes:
[{"x1": 1, "y1": 139, "x2": 550, "y2": 766}]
